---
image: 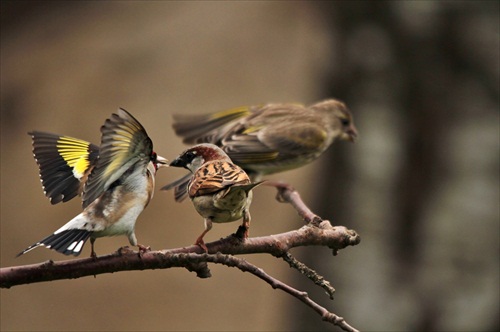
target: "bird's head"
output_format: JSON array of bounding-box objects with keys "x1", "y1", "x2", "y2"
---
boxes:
[
  {"x1": 170, "y1": 143, "x2": 230, "y2": 173},
  {"x1": 151, "y1": 152, "x2": 168, "y2": 171},
  {"x1": 311, "y1": 99, "x2": 358, "y2": 143}
]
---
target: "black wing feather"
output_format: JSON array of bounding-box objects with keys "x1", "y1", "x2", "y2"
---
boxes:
[{"x1": 29, "y1": 131, "x2": 99, "y2": 204}]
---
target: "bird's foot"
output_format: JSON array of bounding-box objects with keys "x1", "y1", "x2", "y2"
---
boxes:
[
  {"x1": 90, "y1": 239, "x2": 98, "y2": 260},
  {"x1": 234, "y1": 224, "x2": 249, "y2": 241},
  {"x1": 137, "y1": 244, "x2": 151, "y2": 257},
  {"x1": 117, "y1": 246, "x2": 134, "y2": 255},
  {"x1": 194, "y1": 238, "x2": 208, "y2": 253}
]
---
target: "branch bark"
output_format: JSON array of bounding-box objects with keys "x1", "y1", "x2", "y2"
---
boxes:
[
  {"x1": 0, "y1": 221, "x2": 359, "y2": 288},
  {"x1": 1, "y1": 185, "x2": 361, "y2": 331}
]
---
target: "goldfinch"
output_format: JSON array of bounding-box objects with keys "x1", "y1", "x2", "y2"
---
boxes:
[
  {"x1": 18, "y1": 109, "x2": 168, "y2": 257},
  {"x1": 162, "y1": 99, "x2": 357, "y2": 201},
  {"x1": 169, "y1": 143, "x2": 262, "y2": 251}
]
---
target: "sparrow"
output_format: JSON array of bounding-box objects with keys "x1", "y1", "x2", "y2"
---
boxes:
[
  {"x1": 17, "y1": 108, "x2": 168, "y2": 257},
  {"x1": 169, "y1": 143, "x2": 262, "y2": 251},
  {"x1": 162, "y1": 99, "x2": 357, "y2": 201}
]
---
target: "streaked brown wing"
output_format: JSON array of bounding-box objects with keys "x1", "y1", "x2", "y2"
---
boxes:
[{"x1": 188, "y1": 161, "x2": 250, "y2": 197}]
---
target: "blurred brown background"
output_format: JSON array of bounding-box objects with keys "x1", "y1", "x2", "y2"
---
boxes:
[{"x1": 1, "y1": 1, "x2": 498, "y2": 331}]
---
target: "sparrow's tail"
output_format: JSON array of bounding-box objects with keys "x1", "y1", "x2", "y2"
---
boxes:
[
  {"x1": 239, "y1": 180, "x2": 265, "y2": 193},
  {"x1": 220, "y1": 180, "x2": 265, "y2": 199},
  {"x1": 160, "y1": 173, "x2": 191, "y2": 202},
  {"x1": 16, "y1": 229, "x2": 92, "y2": 257}
]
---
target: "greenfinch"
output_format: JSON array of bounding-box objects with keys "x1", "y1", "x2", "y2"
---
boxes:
[{"x1": 163, "y1": 99, "x2": 357, "y2": 201}]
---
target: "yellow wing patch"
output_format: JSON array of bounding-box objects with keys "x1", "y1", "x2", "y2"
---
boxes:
[
  {"x1": 73, "y1": 158, "x2": 90, "y2": 178},
  {"x1": 56, "y1": 136, "x2": 91, "y2": 179},
  {"x1": 211, "y1": 106, "x2": 252, "y2": 120},
  {"x1": 242, "y1": 125, "x2": 264, "y2": 134},
  {"x1": 101, "y1": 132, "x2": 138, "y2": 179},
  {"x1": 103, "y1": 155, "x2": 128, "y2": 179}
]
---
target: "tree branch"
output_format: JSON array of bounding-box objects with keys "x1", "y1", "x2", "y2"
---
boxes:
[
  {"x1": 0, "y1": 185, "x2": 361, "y2": 331},
  {"x1": 264, "y1": 181, "x2": 323, "y2": 225},
  {"x1": 281, "y1": 251, "x2": 336, "y2": 300},
  {"x1": 0, "y1": 221, "x2": 359, "y2": 288},
  {"x1": 205, "y1": 252, "x2": 359, "y2": 332}
]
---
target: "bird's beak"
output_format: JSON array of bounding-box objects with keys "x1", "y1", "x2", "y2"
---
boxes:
[
  {"x1": 156, "y1": 155, "x2": 169, "y2": 168},
  {"x1": 169, "y1": 157, "x2": 185, "y2": 168},
  {"x1": 346, "y1": 125, "x2": 358, "y2": 142}
]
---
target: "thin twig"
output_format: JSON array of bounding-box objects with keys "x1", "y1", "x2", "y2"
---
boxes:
[
  {"x1": 263, "y1": 181, "x2": 323, "y2": 225},
  {"x1": 1, "y1": 183, "x2": 362, "y2": 331},
  {"x1": 281, "y1": 251, "x2": 336, "y2": 300},
  {"x1": 205, "y1": 253, "x2": 359, "y2": 332}
]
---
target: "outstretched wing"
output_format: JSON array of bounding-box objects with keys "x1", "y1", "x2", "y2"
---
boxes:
[
  {"x1": 82, "y1": 108, "x2": 153, "y2": 208},
  {"x1": 172, "y1": 106, "x2": 253, "y2": 144},
  {"x1": 222, "y1": 121, "x2": 328, "y2": 164},
  {"x1": 214, "y1": 104, "x2": 328, "y2": 169},
  {"x1": 28, "y1": 131, "x2": 99, "y2": 204}
]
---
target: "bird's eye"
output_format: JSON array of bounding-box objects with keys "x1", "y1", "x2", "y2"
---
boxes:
[
  {"x1": 184, "y1": 151, "x2": 196, "y2": 162},
  {"x1": 151, "y1": 152, "x2": 157, "y2": 162},
  {"x1": 341, "y1": 118, "x2": 350, "y2": 126}
]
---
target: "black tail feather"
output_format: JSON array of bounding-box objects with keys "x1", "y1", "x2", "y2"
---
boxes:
[
  {"x1": 17, "y1": 229, "x2": 92, "y2": 257},
  {"x1": 45, "y1": 229, "x2": 78, "y2": 251}
]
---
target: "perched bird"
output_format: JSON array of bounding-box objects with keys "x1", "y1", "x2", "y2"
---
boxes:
[
  {"x1": 162, "y1": 99, "x2": 358, "y2": 201},
  {"x1": 18, "y1": 109, "x2": 168, "y2": 257},
  {"x1": 169, "y1": 143, "x2": 262, "y2": 251}
]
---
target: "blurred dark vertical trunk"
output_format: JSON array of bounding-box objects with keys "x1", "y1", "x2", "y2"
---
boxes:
[{"x1": 292, "y1": 2, "x2": 499, "y2": 331}]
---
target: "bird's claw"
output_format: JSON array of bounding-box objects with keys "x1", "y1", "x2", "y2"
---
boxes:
[
  {"x1": 234, "y1": 224, "x2": 249, "y2": 241},
  {"x1": 137, "y1": 244, "x2": 151, "y2": 257},
  {"x1": 195, "y1": 240, "x2": 209, "y2": 253},
  {"x1": 117, "y1": 246, "x2": 134, "y2": 255}
]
